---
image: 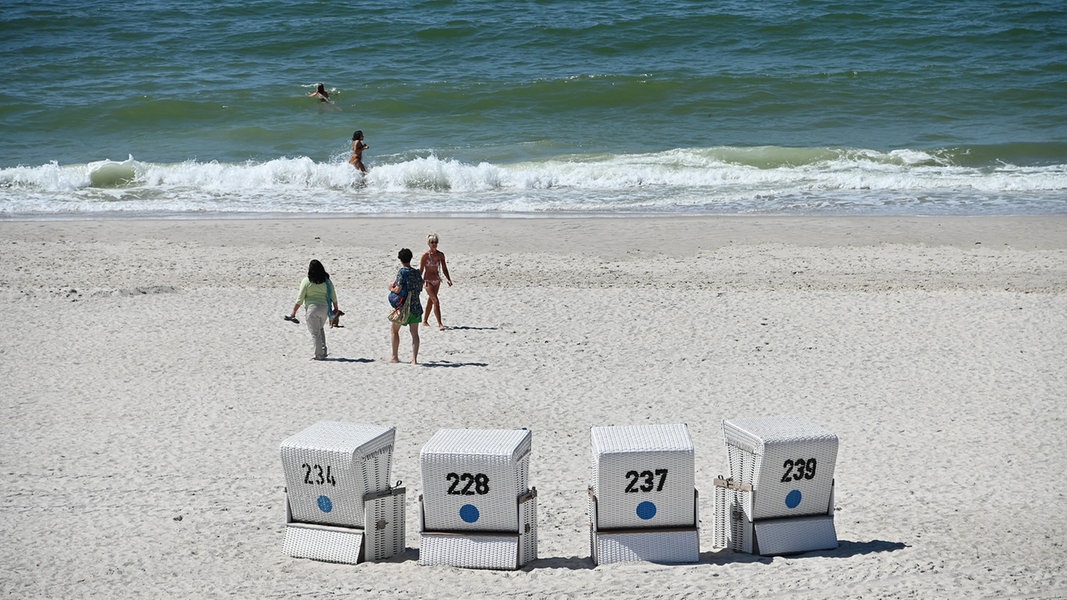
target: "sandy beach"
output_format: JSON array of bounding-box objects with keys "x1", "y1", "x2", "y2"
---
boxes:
[{"x1": 1, "y1": 215, "x2": 1065, "y2": 599}]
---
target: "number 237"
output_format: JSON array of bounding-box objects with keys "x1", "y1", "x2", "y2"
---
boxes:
[{"x1": 625, "y1": 469, "x2": 668, "y2": 493}]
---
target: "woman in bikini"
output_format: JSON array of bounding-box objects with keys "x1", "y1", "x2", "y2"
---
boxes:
[
  {"x1": 348, "y1": 130, "x2": 368, "y2": 173},
  {"x1": 419, "y1": 233, "x2": 453, "y2": 330}
]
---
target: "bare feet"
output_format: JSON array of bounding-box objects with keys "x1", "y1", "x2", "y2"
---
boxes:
[{"x1": 388, "y1": 357, "x2": 400, "y2": 363}]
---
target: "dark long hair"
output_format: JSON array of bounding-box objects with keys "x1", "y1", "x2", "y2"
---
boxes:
[{"x1": 308, "y1": 259, "x2": 328, "y2": 284}]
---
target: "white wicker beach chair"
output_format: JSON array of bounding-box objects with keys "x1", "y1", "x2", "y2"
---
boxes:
[
  {"x1": 280, "y1": 421, "x2": 404, "y2": 564},
  {"x1": 280, "y1": 421, "x2": 395, "y2": 527},
  {"x1": 714, "y1": 416, "x2": 839, "y2": 555},
  {"x1": 587, "y1": 423, "x2": 699, "y2": 565},
  {"x1": 418, "y1": 428, "x2": 537, "y2": 569}
]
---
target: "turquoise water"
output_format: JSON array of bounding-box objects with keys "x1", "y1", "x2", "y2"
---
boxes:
[{"x1": 2, "y1": 0, "x2": 1066, "y2": 216}]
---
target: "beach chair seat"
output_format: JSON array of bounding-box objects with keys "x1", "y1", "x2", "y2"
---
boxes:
[
  {"x1": 418, "y1": 489, "x2": 537, "y2": 570},
  {"x1": 284, "y1": 485, "x2": 406, "y2": 564}
]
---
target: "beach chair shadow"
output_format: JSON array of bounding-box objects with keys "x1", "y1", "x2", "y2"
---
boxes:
[
  {"x1": 819, "y1": 539, "x2": 908, "y2": 557},
  {"x1": 521, "y1": 556, "x2": 596, "y2": 571},
  {"x1": 376, "y1": 547, "x2": 419, "y2": 564},
  {"x1": 700, "y1": 539, "x2": 906, "y2": 563}
]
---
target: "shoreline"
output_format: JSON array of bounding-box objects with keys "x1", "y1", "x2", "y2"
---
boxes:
[{"x1": 2, "y1": 214, "x2": 1065, "y2": 252}]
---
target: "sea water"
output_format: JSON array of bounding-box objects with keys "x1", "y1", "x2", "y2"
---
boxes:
[{"x1": 2, "y1": 0, "x2": 1066, "y2": 217}]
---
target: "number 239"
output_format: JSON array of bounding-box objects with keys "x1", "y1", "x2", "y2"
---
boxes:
[{"x1": 781, "y1": 458, "x2": 817, "y2": 482}]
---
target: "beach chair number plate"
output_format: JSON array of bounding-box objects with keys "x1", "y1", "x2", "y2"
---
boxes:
[
  {"x1": 301, "y1": 463, "x2": 338, "y2": 486},
  {"x1": 445, "y1": 472, "x2": 490, "y2": 495},
  {"x1": 624, "y1": 469, "x2": 668, "y2": 493},
  {"x1": 780, "y1": 459, "x2": 817, "y2": 483}
]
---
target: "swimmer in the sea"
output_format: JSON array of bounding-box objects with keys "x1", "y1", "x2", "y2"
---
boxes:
[
  {"x1": 309, "y1": 83, "x2": 330, "y2": 102},
  {"x1": 348, "y1": 130, "x2": 368, "y2": 173}
]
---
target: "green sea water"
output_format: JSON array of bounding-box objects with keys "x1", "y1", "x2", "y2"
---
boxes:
[{"x1": 2, "y1": 0, "x2": 1065, "y2": 215}]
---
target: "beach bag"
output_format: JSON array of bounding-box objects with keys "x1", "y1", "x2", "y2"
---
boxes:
[
  {"x1": 388, "y1": 297, "x2": 410, "y2": 323},
  {"x1": 388, "y1": 269, "x2": 409, "y2": 322},
  {"x1": 388, "y1": 269, "x2": 408, "y2": 308}
]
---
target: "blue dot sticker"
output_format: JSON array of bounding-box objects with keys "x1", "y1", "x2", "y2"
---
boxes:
[
  {"x1": 785, "y1": 489, "x2": 802, "y2": 509},
  {"x1": 317, "y1": 495, "x2": 333, "y2": 513},
  {"x1": 459, "y1": 504, "x2": 480, "y2": 523},
  {"x1": 636, "y1": 501, "x2": 657, "y2": 520}
]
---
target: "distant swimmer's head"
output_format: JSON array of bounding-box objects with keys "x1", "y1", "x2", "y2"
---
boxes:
[
  {"x1": 353, "y1": 130, "x2": 364, "y2": 141},
  {"x1": 398, "y1": 248, "x2": 413, "y2": 264},
  {"x1": 427, "y1": 233, "x2": 439, "y2": 245},
  {"x1": 316, "y1": 83, "x2": 328, "y2": 95}
]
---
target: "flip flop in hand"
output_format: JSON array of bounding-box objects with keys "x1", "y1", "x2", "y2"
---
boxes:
[{"x1": 284, "y1": 315, "x2": 300, "y2": 324}]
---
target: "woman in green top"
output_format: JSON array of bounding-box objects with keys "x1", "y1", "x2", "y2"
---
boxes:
[{"x1": 289, "y1": 259, "x2": 341, "y2": 360}]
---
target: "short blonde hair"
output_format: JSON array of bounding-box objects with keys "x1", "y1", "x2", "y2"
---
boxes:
[{"x1": 427, "y1": 233, "x2": 439, "y2": 244}]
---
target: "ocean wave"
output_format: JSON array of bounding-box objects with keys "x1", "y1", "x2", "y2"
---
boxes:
[{"x1": 2, "y1": 146, "x2": 1065, "y2": 216}]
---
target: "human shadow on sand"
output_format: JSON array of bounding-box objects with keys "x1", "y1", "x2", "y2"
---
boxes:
[
  {"x1": 320, "y1": 357, "x2": 375, "y2": 363},
  {"x1": 419, "y1": 360, "x2": 489, "y2": 368},
  {"x1": 442, "y1": 325, "x2": 500, "y2": 331}
]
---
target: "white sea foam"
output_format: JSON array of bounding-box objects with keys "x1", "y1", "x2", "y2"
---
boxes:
[{"x1": 1, "y1": 148, "x2": 1065, "y2": 216}]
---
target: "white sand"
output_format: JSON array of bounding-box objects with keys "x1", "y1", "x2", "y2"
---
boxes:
[{"x1": 1, "y1": 216, "x2": 1065, "y2": 598}]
